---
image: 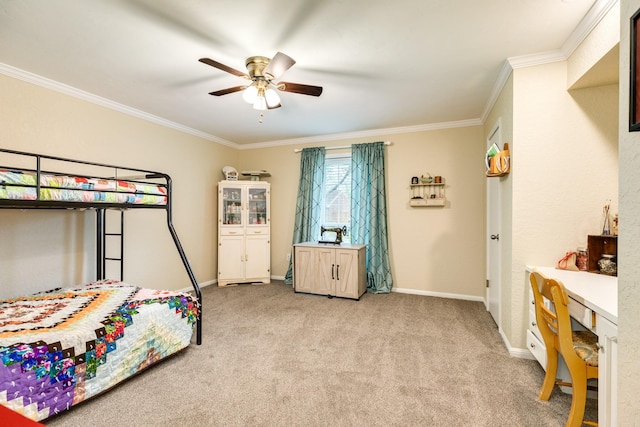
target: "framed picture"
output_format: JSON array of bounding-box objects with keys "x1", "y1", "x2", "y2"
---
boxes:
[{"x1": 630, "y1": 8, "x2": 640, "y2": 131}]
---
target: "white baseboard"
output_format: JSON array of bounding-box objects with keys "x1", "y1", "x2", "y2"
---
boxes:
[
  {"x1": 179, "y1": 279, "x2": 216, "y2": 293},
  {"x1": 496, "y1": 326, "x2": 536, "y2": 359},
  {"x1": 391, "y1": 286, "x2": 484, "y2": 302},
  {"x1": 510, "y1": 348, "x2": 536, "y2": 359}
]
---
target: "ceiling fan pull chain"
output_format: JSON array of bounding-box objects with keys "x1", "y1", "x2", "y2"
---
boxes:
[{"x1": 258, "y1": 112, "x2": 264, "y2": 124}]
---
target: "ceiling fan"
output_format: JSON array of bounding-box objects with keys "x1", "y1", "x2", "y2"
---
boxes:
[{"x1": 199, "y1": 52, "x2": 323, "y2": 111}]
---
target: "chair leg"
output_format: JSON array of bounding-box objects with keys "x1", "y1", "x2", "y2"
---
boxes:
[
  {"x1": 566, "y1": 373, "x2": 587, "y2": 427},
  {"x1": 539, "y1": 350, "x2": 558, "y2": 401}
]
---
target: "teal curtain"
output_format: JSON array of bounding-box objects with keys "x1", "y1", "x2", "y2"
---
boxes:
[
  {"x1": 351, "y1": 142, "x2": 393, "y2": 293},
  {"x1": 284, "y1": 147, "x2": 326, "y2": 284}
]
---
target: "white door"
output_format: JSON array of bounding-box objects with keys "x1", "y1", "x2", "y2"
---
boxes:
[{"x1": 486, "y1": 120, "x2": 502, "y2": 326}]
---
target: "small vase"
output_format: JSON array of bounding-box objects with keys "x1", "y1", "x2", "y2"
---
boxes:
[{"x1": 602, "y1": 204, "x2": 611, "y2": 235}]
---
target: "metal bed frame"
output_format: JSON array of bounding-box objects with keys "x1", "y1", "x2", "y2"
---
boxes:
[{"x1": 0, "y1": 148, "x2": 202, "y2": 345}]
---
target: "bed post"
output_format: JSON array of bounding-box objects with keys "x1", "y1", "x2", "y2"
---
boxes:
[
  {"x1": 163, "y1": 174, "x2": 202, "y2": 345},
  {"x1": 96, "y1": 208, "x2": 104, "y2": 281}
]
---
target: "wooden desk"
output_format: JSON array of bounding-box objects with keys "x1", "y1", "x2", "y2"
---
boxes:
[{"x1": 527, "y1": 266, "x2": 618, "y2": 426}]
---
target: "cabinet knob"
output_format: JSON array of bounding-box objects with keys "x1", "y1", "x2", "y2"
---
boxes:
[
  {"x1": 531, "y1": 321, "x2": 536, "y2": 327},
  {"x1": 530, "y1": 343, "x2": 536, "y2": 349}
]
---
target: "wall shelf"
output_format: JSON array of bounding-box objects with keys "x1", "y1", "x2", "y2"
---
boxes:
[{"x1": 409, "y1": 183, "x2": 445, "y2": 207}]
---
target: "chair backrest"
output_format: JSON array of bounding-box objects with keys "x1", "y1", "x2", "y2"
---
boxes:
[
  {"x1": 530, "y1": 271, "x2": 582, "y2": 367},
  {"x1": 530, "y1": 271, "x2": 560, "y2": 350}
]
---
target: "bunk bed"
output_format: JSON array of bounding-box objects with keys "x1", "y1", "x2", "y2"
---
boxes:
[{"x1": 0, "y1": 148, "x2": 202, "y2": 422}]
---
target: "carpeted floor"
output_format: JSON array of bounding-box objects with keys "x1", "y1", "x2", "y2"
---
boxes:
[{"x1": 45, "y1": 281, "x2": 597, "y2": 426}]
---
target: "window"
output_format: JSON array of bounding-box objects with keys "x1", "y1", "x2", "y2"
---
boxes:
[{"x1": 321, "y1": 154, "x2": 351, "y2": 242}]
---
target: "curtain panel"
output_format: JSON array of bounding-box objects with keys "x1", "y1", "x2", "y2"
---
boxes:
[
  {"x1": 351, "y1": 142, "x2": 393, "y2": 293},
  {"x1": 284, "y1": 147, "x2": 325, "y2": 284}
]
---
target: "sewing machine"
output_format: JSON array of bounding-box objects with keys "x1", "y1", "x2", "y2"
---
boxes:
[{"x1": 318, "y1": 225, "x2": 348, "y2": 244}]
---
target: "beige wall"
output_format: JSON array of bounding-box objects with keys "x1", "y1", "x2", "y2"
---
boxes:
[
  {"x1": 619, "y1": 0, "x2": 640, "y2": 421},
  {"x1": 483, "y1": 7, "x2": 620, "y2": 353},
  {"x1": 507, "y1": 61, "x2": 619, "y2": 351},
  {"x1": 239, "y1": 127, "x2": 487, "y2": 298},
  {"x1": 0, "y1": 74, "x2": 237, "y2": 298},
  {"x1": 1, "y1": 72, "x2": 488, "y2": 301}
]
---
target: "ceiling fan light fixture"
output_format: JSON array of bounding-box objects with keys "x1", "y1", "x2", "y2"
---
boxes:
[
  {"x1": 242, "y1": 85, "x2": 258, "y2": 104},
  {"x1": 253, "y1": 88, "x2": 267, "y2": 111},
  {"x1": 265, "y1": 88, "x2": 280, "y2": 108}
]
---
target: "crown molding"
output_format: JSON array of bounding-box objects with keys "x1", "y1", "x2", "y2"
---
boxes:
[
  {"x1": 561, "y1": 0, "x2": 619, "y2": 58},
  {"x1": 480, "y1": 0, "x2": 618, "y2": 124},
  {"x1": 2, "y1": 0, "x2": 618, "y2": 150},
  {"x1": 480, "y1": 60, "x2": 514, "y2": 123},
  {"x1": 241, "y1": 118, "x2": 484, "y2": 150},
  {"x1": 2, "y1": 61, "x2": 481, "y2": 150},
  {"x1": 0, "y1": 62, "x2": 238, "y2": 149}
]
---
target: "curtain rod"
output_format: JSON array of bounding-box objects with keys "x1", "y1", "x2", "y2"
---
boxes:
[{"x1": 293, "y1": 141, "x2": 392, "y2": 153}]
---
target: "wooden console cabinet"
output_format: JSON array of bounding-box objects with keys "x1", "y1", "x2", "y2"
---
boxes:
[{"x1": 293, "y1": 242, "x2": 366, "y2": 300}]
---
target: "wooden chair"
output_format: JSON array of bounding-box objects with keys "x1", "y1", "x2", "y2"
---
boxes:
[{"x1": 529, "y1": 271, "x2": 599, "y2": 427}]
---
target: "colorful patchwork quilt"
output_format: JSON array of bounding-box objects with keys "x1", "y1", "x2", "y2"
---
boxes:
[
  {"x1": 0, "y1": 280, "x2": 198, "y2": 421},
  {"x1": 0, "y1": 169, "x2": 167, "y2": 205}
]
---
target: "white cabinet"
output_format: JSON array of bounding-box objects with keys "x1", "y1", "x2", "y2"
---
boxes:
[
  {"x1": 293, "y1": 242, "x2": 366, "y2": 300},
  {"x1": 218, "y1": 181, "x2": 270, "y2": 286},
  {"x1": 597, "y1": 314, "x2": 617, "y2": 427}
]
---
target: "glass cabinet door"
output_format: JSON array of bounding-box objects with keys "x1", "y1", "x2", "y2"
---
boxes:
[
  {"x1": 221, "y1": 186, "x2": 243, "y2": 225},
  {"x1": 247, "y1": 187, "x2": 268, "y2": 225}
]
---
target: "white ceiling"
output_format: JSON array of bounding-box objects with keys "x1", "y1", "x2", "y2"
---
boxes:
[{"x1": 0, "y1": 0, "x2": 610, "y2": 147}]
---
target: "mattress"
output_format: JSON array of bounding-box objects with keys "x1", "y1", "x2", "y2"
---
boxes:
[
  {"x1": 0, "y1": 280, "x2": 198, "y2": 421},
  {"x1": 0, "y1": 169, "x2": 167, "y2": 205}
]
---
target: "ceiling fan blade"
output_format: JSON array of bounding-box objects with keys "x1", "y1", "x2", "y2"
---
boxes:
[
  {"x1": 209, "y1": 85, "x2": 247, "y2": 96},
  {"x1": 267, "y1": 103, "x2": 282, "y2": 110},
  {"x1": 199, "y1": 58, "x2": 248, "y2": 78},
  {"x1": 277, "y1": 82, "x2": 323, "y2": 97},
  {"x1": 264, "y1": 52, "x2": 296, "y2": 80}
]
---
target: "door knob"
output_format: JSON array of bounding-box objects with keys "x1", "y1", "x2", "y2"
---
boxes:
[{"x1": 490, "y1": 234, "x2": 500, "y2": 241}]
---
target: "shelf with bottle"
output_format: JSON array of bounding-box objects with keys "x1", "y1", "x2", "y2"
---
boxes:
[
  {"x1": 409, "y1": 180, "x2": 445, "y2": 207},
  {"x1": 222, "y1": 189, "x2": 242, "y2": 202},
  {"x1": 248, "y1": 211, "x2": 268, "y2": 225}
]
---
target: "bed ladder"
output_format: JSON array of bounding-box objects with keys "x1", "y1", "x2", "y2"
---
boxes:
[{"x1": 96, "y1": 209, "x2": 124, "y2": 281}]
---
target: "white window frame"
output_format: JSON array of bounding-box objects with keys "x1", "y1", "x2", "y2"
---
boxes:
[{"x1": 321, "y1": 153, "x2": 351, "y2": 243}]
